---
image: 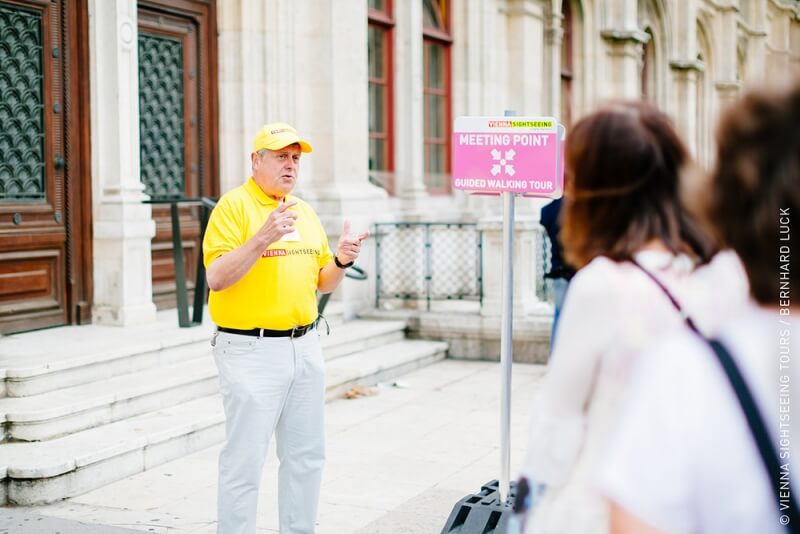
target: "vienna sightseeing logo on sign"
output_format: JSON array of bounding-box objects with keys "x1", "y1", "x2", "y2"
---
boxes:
[{"x1": 451, "y1": 116, "x2": 565, "y2": 198}]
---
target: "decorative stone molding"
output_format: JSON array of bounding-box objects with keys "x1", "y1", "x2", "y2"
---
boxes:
[
  {"x1": 670, "y1": 58, "x2": 706, "y2": 71},
  {"x1": 737, "y1": 19, "x2": 769, "y2": 37},
  {"x1": 545, "y1": 25, "x2": 565, "y2": 46},
  {"x1": 715, "y1": 80, "x2": 741, "y2": 91},
  {"x1": 705, "y1": 0, "x2": 739, "y2": 14},
  {"x1": 769, "y1": 0, "x2": 800, "y2": 16},
  {"x1": 600, "y1": 28, "x2": 651, "y2": 44},
  {"x1": 478, "y1": 216, "x2": 550, "y2": 318},
  {"x1": 502, "y1": 0, "x2": 546, "y2": 19}
]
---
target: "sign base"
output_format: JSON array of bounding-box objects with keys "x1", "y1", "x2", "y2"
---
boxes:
[{"x1": 441, "y1": 480, "x2": 519, "y2": 533}]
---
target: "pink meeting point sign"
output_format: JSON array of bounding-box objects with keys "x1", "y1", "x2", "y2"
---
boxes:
[{"x1": 451, "y1": 116, "x2": 564, "y2": 198}]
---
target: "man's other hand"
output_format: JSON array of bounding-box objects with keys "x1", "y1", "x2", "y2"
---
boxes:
[{"x1": 336, "y1": 219, "x2": 369, "y2": 265}]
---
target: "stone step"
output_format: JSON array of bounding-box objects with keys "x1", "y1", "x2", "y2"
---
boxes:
[
  {"x1": 0, "y1": 357, "x2": 219, "y2": 442},
  {"x1": 0, "y1": 338, "x2": 448, "y2": 505},
  {"x1": 0, "y1": 308, "x2": 403, "y2": 398},
  {"x1": 324, "y1": 339, "x2": 448, "y2": 400},
  {"x1": 322, "y1": 319, "x2": 406, "y2": 360},
  {"x1": 0, "y1": 320, "x2": 408, "y2": 442},
  {"x1": 0, "y1": 310, "x2": 215, "y2": 398}
]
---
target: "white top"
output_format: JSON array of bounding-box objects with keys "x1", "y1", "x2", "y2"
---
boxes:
[
  {"x1": 521, "y1": 250, "x2": 748, "y2": 533},
  {"x1": 600, "y1": 302, "x2": 800, "y2": 534}
]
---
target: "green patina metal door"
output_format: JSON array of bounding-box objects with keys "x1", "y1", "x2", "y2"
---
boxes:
[{"x1": 137, "y1": 0, "x2": 217, "y2": 309}]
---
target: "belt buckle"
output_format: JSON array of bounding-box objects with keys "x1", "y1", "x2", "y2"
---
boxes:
[{"x1": 291, "y1": 325, "x2": 301, "y2": 339}]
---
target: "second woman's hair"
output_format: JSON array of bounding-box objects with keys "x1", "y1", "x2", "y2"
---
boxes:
[{"x1": 561, "y1": 100, "x2": 713, "y2": 268}]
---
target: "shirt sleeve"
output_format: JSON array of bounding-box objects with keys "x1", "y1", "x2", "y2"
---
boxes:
[
  {"x1": 203, "y1": 195, "x2": 245, "y2": 268},
  {"x1": 597, "y1": 339, "x2": 697, "y2": 533},
  {"x1": 520, "y1": 262, "x2": 616, "y2": 485}
]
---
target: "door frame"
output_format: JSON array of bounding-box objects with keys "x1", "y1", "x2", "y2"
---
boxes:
[{"x1": 68, "y1": 0, "x2": 93, "y2": 325}]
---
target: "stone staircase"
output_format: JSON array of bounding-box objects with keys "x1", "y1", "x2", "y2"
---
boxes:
[{"x1": 0, "y1": 305, "x2": 447, "y2": 505}]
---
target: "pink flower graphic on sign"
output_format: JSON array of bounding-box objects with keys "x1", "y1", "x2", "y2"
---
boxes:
[{"x1": 490, "y1": 148, "x2": 516, "y2": 176}]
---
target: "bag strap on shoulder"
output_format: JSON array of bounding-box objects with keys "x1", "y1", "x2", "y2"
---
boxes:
[
  {"x1": 631, "y1": 258, "x2": 800, "y2": 532},
  {"x1": 708, "y1": 339, "x2": 800, "y2": 533}
]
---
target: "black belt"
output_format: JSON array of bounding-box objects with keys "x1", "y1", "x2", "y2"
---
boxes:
[{"x1": 217, "y1": 319, "x2": 317, "y2": 338}]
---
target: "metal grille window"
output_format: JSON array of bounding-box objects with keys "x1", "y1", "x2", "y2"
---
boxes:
[
  {"x1": 375, "y1": 222, "x2": 482, "y2": 310},
  {"x1": 0, "y1": 4, "x2": 45, "y2": 202},
  {"x1": 138, "y1": 33, "x2": 185, "y2": 198}
]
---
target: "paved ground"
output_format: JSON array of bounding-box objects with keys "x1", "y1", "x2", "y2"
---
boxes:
[{"x1": 9, "y1": 359, "x2": 545, "y2": 533}]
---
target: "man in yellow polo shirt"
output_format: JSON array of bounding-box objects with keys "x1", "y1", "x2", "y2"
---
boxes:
[{"x1": 203, "y1": 122, "x2": 368, "y2": 534}]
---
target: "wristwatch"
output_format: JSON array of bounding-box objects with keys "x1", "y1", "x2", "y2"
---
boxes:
[{"x1": 334, "y1": 256, "x2": 354, "y2": 269}]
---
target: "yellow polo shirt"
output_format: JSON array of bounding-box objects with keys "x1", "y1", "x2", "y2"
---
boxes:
[{"x1": 203, "y1": 178, "x2": 333, "y2": 330}]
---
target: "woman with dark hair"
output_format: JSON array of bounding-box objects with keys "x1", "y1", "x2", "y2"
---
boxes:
[
  {"x1": 519, "y1": 101, "x2": 748, "y2": 533},
  {"x1": 601, "y1": 83, "x2": 800, "y2": 534}
]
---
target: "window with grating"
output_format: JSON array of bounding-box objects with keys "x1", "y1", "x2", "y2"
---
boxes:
[
  {"x1": 0, "y1": 4, "x2": 45, "y2": 202},
  {"x1": 138, "y1": 33, "x2": 186, "y2": 198}
]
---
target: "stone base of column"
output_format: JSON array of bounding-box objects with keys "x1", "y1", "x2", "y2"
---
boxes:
[
  {"x1": 91, "y1": 201, "x2": 158, "y2": 327},
  {"x1": 478, "y1": 216, "x2": 549, "y2": 317},
  {"x1": 297, "y1": 182, "x2": 387, "y2": 320},
  {"x1": 92, "y1": 302, "x2": 158, "y2": 326}
]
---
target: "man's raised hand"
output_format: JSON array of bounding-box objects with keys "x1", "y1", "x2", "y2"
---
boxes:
[
  {"x1": 336, "y1": 219, "x2": 370, "y2": 265},
  {"x1": 258, "y1": 200, "x2": 298, "y2": 246}
]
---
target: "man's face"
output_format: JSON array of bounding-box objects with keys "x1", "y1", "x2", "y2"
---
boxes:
[{"x1": 251, "y1": 143, "x2": 302, "y2": 198}]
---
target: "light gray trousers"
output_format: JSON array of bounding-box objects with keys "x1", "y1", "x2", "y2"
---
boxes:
[{"x1": 213, "y1": 329, "x2": 326, "y2": 534}]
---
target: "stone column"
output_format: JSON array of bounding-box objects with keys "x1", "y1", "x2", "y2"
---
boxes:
[
  {"x1": 506, "y1": 0, "x2": 547, "y2": 115},
  {"x1": 599, "y1": 0, "x2": 647, "y2": 100},
  {"x1": 740, "y1": 1, "x2": 768, "y2": 87},
  {"x1": 479, "y1": 216, "x2": 549, "y2": 317},
  {"x1": 393, "y1": 0, "x2": 427, "y2": 201},
  {"x1": 714, "y1": 2, "x2": 741, "y2": 110},
  {"x1": 291, "y1": 0, "x2": 386, "y2": 317},
  {"x1": 764, "y1": 1, "x2": 799, "y2": 84},
  {"x1": 89, "y1": 0, "x2": 157, "y2": 326},
  {"x1": 669, "y1": 63, "x2": 700, "y2": 154},
  {"x1": 668, "y1": 1, "x2": 699, "y2": 156},
  {"x1": 216, "y1": 0, "x2": 270, "y2": 194},
  {"x1": 542, "y1": 0, "x2": 562, "y2": 119}
]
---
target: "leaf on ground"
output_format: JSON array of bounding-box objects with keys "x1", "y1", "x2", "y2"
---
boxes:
[{"x1": 343, "y1": 385, "x2": 379, "y2": 399}]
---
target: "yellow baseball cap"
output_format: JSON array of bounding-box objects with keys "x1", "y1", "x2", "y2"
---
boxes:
[{"x1": 252, "y1": 122, "x2": 313, "y2": 153}]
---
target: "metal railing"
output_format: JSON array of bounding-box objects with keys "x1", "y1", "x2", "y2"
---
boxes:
[
  {"x1": 374, "y1": 222, "x2": 483, "y2": 310},
  {"x1": 145, "y1": 197, "x2": 368, "y2": 326},
  {"x1": 145, "y1": 197, "x2": 217, "y2": 327},
  {"x1": 538, "y1": 231, "x2": 553, "y2": 303}
]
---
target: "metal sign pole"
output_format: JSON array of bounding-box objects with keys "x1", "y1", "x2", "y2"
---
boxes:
[
  {"x1": 499, "y1": 109, "x2": 516, "y2": 504},
  {"x1": 499, "y1": 190, "x2": 514, "y2": 503}
]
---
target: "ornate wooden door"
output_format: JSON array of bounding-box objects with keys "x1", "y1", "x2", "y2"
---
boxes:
[
  {"x1": 0, "y1": 0, "x2": 91, "y2": 334},
  {"x1": 137, "y1": 0, "x2": 217, "y2": 309}
]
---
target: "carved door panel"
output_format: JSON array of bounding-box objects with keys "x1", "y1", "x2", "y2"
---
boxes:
[
  {"x1": 0, "y1": 0, "x2": 91, "y2": 333},
  {"x1": 137, "y1": 0, "x2": 217, "y2": 309}
]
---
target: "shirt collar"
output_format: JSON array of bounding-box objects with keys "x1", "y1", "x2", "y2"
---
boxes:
[
  {"x1": 245, "y1": 177, "x2": 294, "y2": 207},
  {"x1": 633, "y1": 249, "x2": 693, "y2": 272}
]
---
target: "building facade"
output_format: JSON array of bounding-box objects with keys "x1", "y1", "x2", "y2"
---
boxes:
[{"x1": 0, "y1": 0, "x2": 798, "y2": 335}]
